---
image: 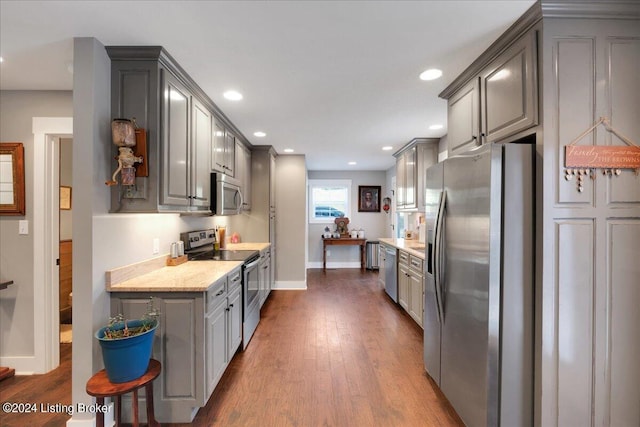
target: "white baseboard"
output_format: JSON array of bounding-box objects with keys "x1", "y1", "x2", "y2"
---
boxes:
[
  {"x1": 307, "y1": 261, "x2": 362, "y2": 269},
  {"x1": 0, "y1": 356, "x2": 36, "y2": 375},
  {"x1": 272, "y1": 280, "x2": 307, "y2": 290},
  {"x1": 66, "y1": 402, "x2": 114, "y2": 427}
]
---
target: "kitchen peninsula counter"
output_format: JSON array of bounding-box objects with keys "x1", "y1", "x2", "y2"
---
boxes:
[
  {"x1": 106, "y1": 260, "x2": 243, "y2": 292},
  {"x1": 105, "y1": 242, "x2": 271, "y2": 293},
  {"x1": 378, "y1": 238, "x2": 425, "y2": 259}
]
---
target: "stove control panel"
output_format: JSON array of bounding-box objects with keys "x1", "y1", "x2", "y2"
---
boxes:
[{"x1": 180, "y1": 229, "x2": 216, "y2": 250}]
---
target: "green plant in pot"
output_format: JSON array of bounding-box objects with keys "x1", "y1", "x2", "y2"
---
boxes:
[{"x1": 95, "y1": 297, "x2": 160, "y2": 383}]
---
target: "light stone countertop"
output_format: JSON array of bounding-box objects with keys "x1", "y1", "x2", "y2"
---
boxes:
[
  {"x1": 378, "y1": 237, "x2": 426, "y2": 260},
  {"x1": 106, "y1": 242, "x2": 271, "y2": 293},
  {"x1": 107, "y1": 260, "x2": 243, "y2": 292},
  {"x1": 224, "y1": 242, "x2": 271, "y2": 252}
]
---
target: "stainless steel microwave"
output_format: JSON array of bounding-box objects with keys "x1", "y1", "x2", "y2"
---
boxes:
[{"x1": 211, "y1": 173, "x2": 243, "y2": 215}]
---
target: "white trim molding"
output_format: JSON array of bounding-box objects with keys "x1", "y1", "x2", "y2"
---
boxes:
[
  {"x1": 32, "y1": 117, "x2": 73, "y2": 374},
  {"x1": 272, "y1": 280, "x2": 307, "y2": 290}
]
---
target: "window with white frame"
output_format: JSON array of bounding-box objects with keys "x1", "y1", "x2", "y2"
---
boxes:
[{"x1": 308, "y1": 179, "x2": 351, "y2": 223}]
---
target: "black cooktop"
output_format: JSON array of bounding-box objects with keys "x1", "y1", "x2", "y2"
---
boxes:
[{"x1": 187, "y1": 248, "x2": 259, "y2": 262}]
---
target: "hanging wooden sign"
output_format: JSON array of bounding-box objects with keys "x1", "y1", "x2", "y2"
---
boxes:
[
  {"x1": 565, "y1": 145, "x2": 640, "y2": 169},
  {"x1": 562, "y1": 117, "x2": 640, "y2": 193}
]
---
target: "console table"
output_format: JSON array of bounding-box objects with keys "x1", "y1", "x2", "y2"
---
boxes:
[{"x1": 322, "y1": 238, "x2": 366, "y2": 272}]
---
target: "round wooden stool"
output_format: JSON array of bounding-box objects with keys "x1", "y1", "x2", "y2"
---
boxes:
[{"x1": 86, "y1": 359, "x2": 161, "y2": 427}]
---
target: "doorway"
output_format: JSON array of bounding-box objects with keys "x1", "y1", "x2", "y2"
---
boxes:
[
  {"x1": 32, "y1": 116, "x2": 72, "y2": 373},
  {"x1": 58, "y1": 138, "x2": 73, "y2": 344}
]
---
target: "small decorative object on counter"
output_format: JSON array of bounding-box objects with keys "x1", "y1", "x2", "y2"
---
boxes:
[
  {"x1": 230, "y1": 232, "x2": 240, "y2": 243},
  {"x1": 358, "y1": 229, "x2": 365, "y2": 239},
  {"x1": 218, "y1": 226, "x2": 226, "y2": 249},
  {"x1": 95, "y1": 297, "x2": 160, "y2": 383},
  {"x1": 350, "y1": 229, "x2": 358, "y2": 238}
]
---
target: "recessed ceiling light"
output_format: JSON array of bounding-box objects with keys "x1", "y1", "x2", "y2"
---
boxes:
[
  {"x1": 253, "y1": 131, "x2": 266, "y2": 137},
  {"x1": 0, "y1": 57, "x2": 4, "y2": 63},
  {"x1": 223, "y1": 90, "x2": 243, "y2": 101},
  {"x1": 348, "y1": 161, "x2": 357, "y2": 165},
  {"x1": 419, "y1": 68, "x2": 443, "y2": 81},
  {"x1": 382, "y1": 146, "x2": 393, "y2": 151},
  {"x1": 283, "y1": 148, "x2": 294, "y2": 153},
  {"x1": 429, "y1": 124, "x2": 444, "y2": 130}
]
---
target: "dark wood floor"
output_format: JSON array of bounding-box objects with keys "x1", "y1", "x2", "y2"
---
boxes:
[
  {"x1": 0, "y1": 342, "x2": 72, "y2": 427},
  {"x1": 0, "y1": 269, "x2": 463, "y2": 427}
]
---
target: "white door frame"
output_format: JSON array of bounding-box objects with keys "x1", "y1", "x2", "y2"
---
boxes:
[{"x1": 32, "y1": 117, "x2": 72, "y2": 373}]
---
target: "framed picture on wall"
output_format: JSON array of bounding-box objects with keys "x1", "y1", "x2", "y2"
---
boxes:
[
  {"x1": 60, "y1": 186, "x2": 72, "y2": 210},
  {"x1": 358, "y1": 185, "x2": 381, "y2": 212}
]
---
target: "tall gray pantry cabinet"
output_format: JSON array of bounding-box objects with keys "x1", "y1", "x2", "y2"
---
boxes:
[{"x1": 437, "y1": 2, "x2": 640, "y2": 426}]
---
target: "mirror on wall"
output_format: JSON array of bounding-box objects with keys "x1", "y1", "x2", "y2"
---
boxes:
[{"x1": 0, "y1": 142, "x2": 26, "y2": 216}]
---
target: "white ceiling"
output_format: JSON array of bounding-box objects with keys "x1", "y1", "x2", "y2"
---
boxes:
[{"x1": 0, "y1": 0, "x2": 535, "y2": 171}]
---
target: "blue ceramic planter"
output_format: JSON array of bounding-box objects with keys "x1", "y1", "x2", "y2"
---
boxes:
[{"x1": 95, "y1": 319, "x2": 158, "y2": 383}]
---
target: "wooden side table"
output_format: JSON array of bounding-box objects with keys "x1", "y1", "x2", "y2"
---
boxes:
[
  {"x1": 86, "y1": 359, "x2": 161, "y2": 427},
  {"x1": 322, "y1": 238, "x2": 366, "y2": 272}
]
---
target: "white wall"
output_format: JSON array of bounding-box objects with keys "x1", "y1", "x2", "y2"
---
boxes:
[
  {"x1": 275, "y1": 155, "x2": 307, "y2": 286},
  {"x1": 307, "y1": 170, "x2": 388, "y2": 267},
  {"x1": 60, "y1": 138, "x2": 73, "y2": 240}
]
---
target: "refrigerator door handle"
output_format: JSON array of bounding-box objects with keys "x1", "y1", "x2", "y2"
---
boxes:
[{"x1": 433, "y1": 190, "x2": 447, "y2": 323}]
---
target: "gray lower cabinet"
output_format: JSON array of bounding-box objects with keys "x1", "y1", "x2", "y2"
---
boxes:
[
  {"x1": 397, "y1": 250, "x2": 424, "y2": 328},
  {"x1": 258, "y1": 248, "x2": 271, "y2": 308},
  {"x1": 398, "y1": 251, "x2": 410, "y2": 311},
  {"x1": 109, "y1": 266, "x2": 242, "y2": 423},
  {"x1": 408, "y1": 255, "x2": 424, "y2": 328},
  {"x1": 226, "y1": 268, "x2": 242, "y2": 357}
]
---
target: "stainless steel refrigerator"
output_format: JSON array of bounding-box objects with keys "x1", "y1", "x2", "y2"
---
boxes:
[{"x1": 423, "y1": 143, "x2": 534, "y2": 427}]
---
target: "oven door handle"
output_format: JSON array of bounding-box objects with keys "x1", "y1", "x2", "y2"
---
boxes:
[{"x1": 244, "y1": 258, "x2": 260, "y2": 270}]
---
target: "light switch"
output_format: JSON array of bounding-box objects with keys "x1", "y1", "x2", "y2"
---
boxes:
[
  {"x1": 153, "y1": 238, "x2": 160, "y2": 255},
  {"x1": 19, "y1": 220, "x2": 29, "y2": 235}
]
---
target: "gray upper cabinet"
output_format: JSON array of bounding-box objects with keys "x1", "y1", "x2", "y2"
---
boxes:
[
  {"x1": 447, "y1": 78, "x2": 481, "y2": 155},
  {"x1": 212, "y1": 121, "x2": 226, "y2": 174},
  {"x1": 160, "y1": 71, "x2": 191, "y2": 207},
  {"x1": 481, "y1": 30, "x2": 537, "y2": 143},
  {"x1": 106, "y1": 46, "x2": 250, "y2": 213},
  {"x1": 235, "y1": 140, "x2": 251, "y2": 211},
  {"x1": 160, "y1": 72, "x2": 211, "y2": 209},
  {"x1": 445, "y1": 30, "x2": 538, "y2": 155},
  {"x1": 224, "y1": 131, "x2": 235, "y2": 177},
  {"x1": 191, "y1": 98, "x2": 212, "y2": 207},
  {"x1": 395, "y1": 139, "x2": 438, "y2": 211},
  {"x1": 211, "y1": 120, "x2": 236, "y2": 177}
]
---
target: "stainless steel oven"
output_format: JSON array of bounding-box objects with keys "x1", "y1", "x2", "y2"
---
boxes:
[{"x1": 242, "y1": 254, "x2": 260, "y2": 349}]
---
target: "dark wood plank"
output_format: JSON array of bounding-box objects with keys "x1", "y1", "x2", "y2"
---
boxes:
[
  {"x1": 178, "y1": 268, "x2": 464, "y2": 427},
  {"x1": 0, "y1": 343, "x2": 72, "y2": 427}
]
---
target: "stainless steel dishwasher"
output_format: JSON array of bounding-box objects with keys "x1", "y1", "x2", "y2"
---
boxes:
[{"x1": 384, "y1": 245, "x2": 398, "y2": 303}]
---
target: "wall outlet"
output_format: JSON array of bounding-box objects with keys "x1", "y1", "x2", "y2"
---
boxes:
[
  {"x1": 153, "y1": 238, "x2": 160, "y2": 254},
  {"x1": 18, "y1": 220, "x2": 29, "y2": 235}
]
